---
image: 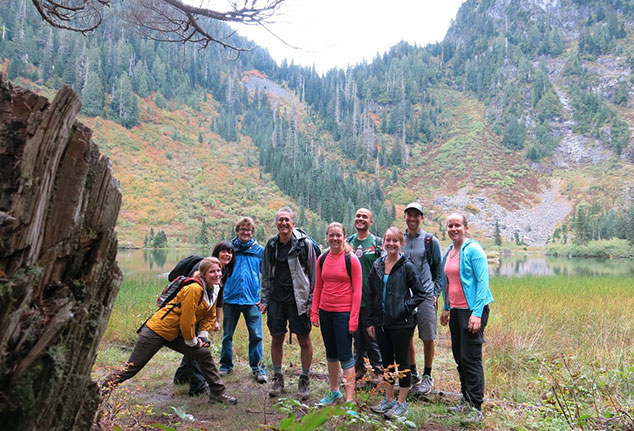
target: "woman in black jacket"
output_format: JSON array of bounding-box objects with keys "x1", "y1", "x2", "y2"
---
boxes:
[{"x1": 367, "y1": 227, "x2": 432, "y2": 419}]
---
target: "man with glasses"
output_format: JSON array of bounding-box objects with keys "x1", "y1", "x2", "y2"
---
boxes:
[
  {"x1": 260, "y1": 207, "x2": 317, "y2": 400},
  {"x1": 219, "y1": 217, "x2": 267, "y2": 383}
]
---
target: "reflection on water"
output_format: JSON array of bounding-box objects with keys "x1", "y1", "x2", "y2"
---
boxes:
[
  {"x1": 143, "y1": 249, "x2": 168, "y2": 270},
  {"x1": 117, "y1": 249, "x2": 206, "y2": 277},
  {"x1": 116, "y1": 249, "x2": 634, "y2": 279},
  {"x1": 492, "y1": 255, "x2": 634, "y2": 277}
]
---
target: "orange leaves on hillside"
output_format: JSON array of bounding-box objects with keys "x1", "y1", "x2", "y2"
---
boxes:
[{"x1": 244, "y1": 69, "x2": 267, "y2": 80}]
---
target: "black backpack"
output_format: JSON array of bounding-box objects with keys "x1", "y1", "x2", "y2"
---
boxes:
[
  {"x1": 268, "y1": 228, "x2": 321, "y2": 269},
  {"x1": 423, "y1": 233, "x2": 436, "y2": 275},
  {"x1": 295, "y1": 228, "x2": 321, "y2": 261},
  {"x1": 168, "y1": 255, "x2": 203, "y2": 281},
  {"x1": 156, "y1": 275, "x2": 200, "y2": 308},
  {"x1": 137, "y1": 275, "x2": 203, "y2": 333}
]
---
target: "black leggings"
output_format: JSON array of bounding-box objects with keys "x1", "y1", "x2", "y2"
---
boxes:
[{"x1": 375, "y1": 326, "x2": 415, "y2": 388}]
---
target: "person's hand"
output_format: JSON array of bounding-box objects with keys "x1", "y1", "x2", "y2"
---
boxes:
[
  {"x1": 257, "y1": 301, "x2": 267, "y2": 314},
  {"x1": 440, "y1": 310, "x2": 450, "y2": 326},
  {"x1": 197, "y1": 337, "x2": 210, "y2": 348},
  {"x1": 311, "y1": 319, "x2": 319, "y2": 328},
  {"x1": 367, "y1": 326, "x2": 376, "y2": 339},
  {"x1": 468, "y1": 314, "x2": 481, "y2": 333},
  {"x1": 213, "y1": 321, "x2": 220, "y2": 332},
  {"x1": 433, "y1": 296, "x2": 438, "y2": 309}
]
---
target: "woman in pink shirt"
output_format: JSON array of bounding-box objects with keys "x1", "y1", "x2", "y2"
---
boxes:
[
  {"x1": 440, "y1": 213, "x2": 493, "y2": 424},
  {"x1": 311, "y1": 222, "x2": 362, "y2": 407}
]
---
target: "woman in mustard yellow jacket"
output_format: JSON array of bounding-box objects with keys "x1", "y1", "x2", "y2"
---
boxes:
[{"x1": 104, "y1": 257, "x2": 237, "y2": 404}]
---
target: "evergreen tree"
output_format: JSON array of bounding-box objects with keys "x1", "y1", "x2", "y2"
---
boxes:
[
  {"x1": 152, "y1": 230, "x2": 168, "y2": 248},
  {"x1": 627, "y1": 205, "x2": 634, "y2": 245},
  {"x1": 502, "y1": 116, "x2": 526, "y2": 150},
  {"x1": 80, "y1": 71, "x2": 104, "y2": 117},
  {"x1": 494, "y1": 219, "x2": 502, "y2": 246},
  {"x1": 111, "y1": 72, "x2": 139, "y2": 128},
  {"x1": 197, "y1": 218, "x2": 209, "y2": 246}
]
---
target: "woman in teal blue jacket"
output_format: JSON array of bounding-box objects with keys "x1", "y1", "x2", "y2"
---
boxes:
[{"x1": 440, "y1": 213, "x2": 493, "y2": 423}]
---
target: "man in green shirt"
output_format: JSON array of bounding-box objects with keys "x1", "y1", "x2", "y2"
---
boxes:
[{"x1": 347, "y1": 208, "x2": 383, "y2": 382}]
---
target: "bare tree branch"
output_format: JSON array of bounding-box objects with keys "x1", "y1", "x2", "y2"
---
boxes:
[{"x1": 30, "y1": 0, "x2": 285, "y2": 50}]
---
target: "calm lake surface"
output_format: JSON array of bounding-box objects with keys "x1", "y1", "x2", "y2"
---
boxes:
[{"x1": 116, "y1": 249, "x2": 634, "y2": 279}]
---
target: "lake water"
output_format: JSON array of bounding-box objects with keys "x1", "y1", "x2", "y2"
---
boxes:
[{"x1": 116, "y1": 249, "x2": 634, "y2": 279}]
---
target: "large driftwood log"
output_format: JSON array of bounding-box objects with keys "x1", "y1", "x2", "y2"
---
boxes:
[{"x1": 0, "y1": 75, "x2": 122, "y2": 430}]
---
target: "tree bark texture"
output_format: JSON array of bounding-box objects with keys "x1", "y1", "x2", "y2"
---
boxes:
[{"x1": 0, "y1": 75, "x2": 122, "y2": 430}]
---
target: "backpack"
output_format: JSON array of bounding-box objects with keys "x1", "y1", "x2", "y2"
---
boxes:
[
  {"x1": 269, "y1": 228, "x2": 321, "y2": 268},
  {"x1": 346, "y1": 233, "x2": 383, "y2": 258},
  {"x1": 318, "y1": 250, "x2": 352, "y2": 282},
  {"x1": 137, "y1": 275, "x2": 203, "y2": 333},
  {"x1": 423, "y1": 233, "x2": 436, "y2": 274},
  {"x1": 168, "y1": 255, "x2": 203, "y2": 281},
  {"x1": 295, "y1": 228, "x2": 321, "y2": 261},
  {"x1": 156, "y1": 275, "x2": 201, "y2": 307}
]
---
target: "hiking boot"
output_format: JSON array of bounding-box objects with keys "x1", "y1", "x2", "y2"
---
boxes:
[
  {"x1": 319, "y1": 389, "x2": 343, "y2": 405},
  {"x1": 218, "y1": 368, "x2": 231, "y2": 377},
  {"x1": 414, "y1": 374, "x2": 433, "y2": 395},
  {"x1": 461, "y1": 407, "x2": 484, "y2": 424},
  {"x1": 384, "y1": 401, "x2": 408, "y2": 419},
  {"x1": 370, "y1": 397, "x2": 396, "y2": 414},
  {"x1": 209, "y1": 392, "x2": 238, "y2": 405},
  {"x1": 297, "y1": 374, "x2": 310, "y2": 400},
  {"x1": 188, "y1": 387, "x2": 210, "y2": 397},
  {"x1": 254, "y1": 371, "x2": 268, "y2": 384},
  {"x1": 269, "y1": 373, "x2": 285, "y2": 398},
  {"x1": 448, "y1": 398, "x2": 470, "y2": 413},
  {"x1": 410, "y1": 371, "x2": 420, "y2": 388}
]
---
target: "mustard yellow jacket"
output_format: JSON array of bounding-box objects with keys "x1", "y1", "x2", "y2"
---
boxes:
[{"x1": 147, "y1": 279, "x2": 220, "y2": 344}]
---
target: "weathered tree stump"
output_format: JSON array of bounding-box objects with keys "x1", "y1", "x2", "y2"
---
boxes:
[{"x1": 0, "y1": 75, "x2": 122, "y2": 430}]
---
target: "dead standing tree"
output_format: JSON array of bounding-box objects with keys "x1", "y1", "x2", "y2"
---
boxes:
[
  {"x1": 0, "y1": 75, "x2": 122, "y2": 429},
  {"x1": 31, "y1": 0, "x2": 286, "y2": 50}
]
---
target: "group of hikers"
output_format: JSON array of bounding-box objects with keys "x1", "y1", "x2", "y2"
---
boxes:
[{"x1": 103, "y1": 203, "x2": 494, "y2": 423}]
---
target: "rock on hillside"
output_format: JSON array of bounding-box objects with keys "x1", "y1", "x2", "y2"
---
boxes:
[{"x1": 434, "y1": 181, "x2": 571, "y2": 245}]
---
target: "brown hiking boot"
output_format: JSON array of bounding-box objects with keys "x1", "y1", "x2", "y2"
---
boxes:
[
  {"x1": 297, "y1": 374, "x2": 310, "y2": 400},
  {"x1": 209, "y1": 392, "x2": 237, "y2": 405},
  {"x1": 268, "y1": 373, "x2": 285, "y2": 398}
]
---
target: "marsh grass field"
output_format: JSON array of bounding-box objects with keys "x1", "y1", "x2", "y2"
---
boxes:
[{"x1": 93, "y1": 274, "x2": 634, "y2": 430}]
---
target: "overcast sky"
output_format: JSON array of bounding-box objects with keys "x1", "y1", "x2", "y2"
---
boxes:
[{"x1": 229, "y1": 0, "x2": 465, "y2": 74}]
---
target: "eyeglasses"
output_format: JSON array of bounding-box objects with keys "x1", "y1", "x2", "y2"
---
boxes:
[{"x1": 238, "y1": 227, "x2": 253, "y2": 233}]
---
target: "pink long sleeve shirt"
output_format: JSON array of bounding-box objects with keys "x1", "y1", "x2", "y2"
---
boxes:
[{"x1": 311, "y1": 251, "x2": 363, "y2": 333}]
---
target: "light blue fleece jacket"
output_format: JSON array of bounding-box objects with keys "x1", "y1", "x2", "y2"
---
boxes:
[{"x1": 441, "y1": 238, "x2": 493, "y2": 318}]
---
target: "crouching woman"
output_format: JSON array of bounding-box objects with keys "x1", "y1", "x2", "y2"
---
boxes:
[{"x1": 103, "y1": 257, "x2": 237, "y2": 405}]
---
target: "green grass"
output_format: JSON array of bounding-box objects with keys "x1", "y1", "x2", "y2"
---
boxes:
[
  {"x1": 96, "y1": 275, "x2": 634, "y2": 430},
  {"x1": 103, "y1": 275, "x2": 164, "y2": 345}
]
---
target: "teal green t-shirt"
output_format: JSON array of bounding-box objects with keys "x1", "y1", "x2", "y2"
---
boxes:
[{"x1": 349, "y1": 234, "x2": 380, "y2": 307}]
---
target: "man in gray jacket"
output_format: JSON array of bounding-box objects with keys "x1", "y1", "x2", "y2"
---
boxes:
[{"x1": 260, "y1": 207, "x2": 317, "y2": 400}]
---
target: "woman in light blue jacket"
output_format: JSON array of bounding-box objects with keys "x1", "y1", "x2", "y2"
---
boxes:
[{"x1": 440, "y1": 213, "x2": 493, "y2": 423}]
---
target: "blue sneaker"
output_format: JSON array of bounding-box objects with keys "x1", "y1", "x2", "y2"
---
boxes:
[{"x1": 319, "y1": 389, "x2": 343, "y2": 405}]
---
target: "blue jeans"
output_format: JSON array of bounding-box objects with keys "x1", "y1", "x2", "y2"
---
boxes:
[
  {"x1": 319, "y1": 309, "x2": 354, "y2": 370},
  {"x1": 220, "y1": 303, "x2": 265, "y2": 374}
]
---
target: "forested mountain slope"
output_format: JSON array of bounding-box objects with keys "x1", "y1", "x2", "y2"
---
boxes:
[{"x1": 2, "y1": 0, "x2": 633, "y2": 247}]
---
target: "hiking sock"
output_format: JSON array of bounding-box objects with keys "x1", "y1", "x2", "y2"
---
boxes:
[
  {"x1": 302, "y1": 368, "x2": 310, "y2": 376},
  {"x1": 274, "y1": 365, "x2": 283, "y2": 375},
  {"x1": 424, "y1": 367, "x2": 432, "y2": 376},
  {"x1": 410, "y1": 365, "x2": 418, "y2": 375}
]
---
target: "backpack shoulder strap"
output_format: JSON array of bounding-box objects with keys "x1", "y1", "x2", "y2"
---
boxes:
[
  {"x1": 318, "y1": 250, "x2": 330, "y2": 272},
  {"x1": 424, "y1": 233, "x2": 434, "y2": 266},
  {"x1": 318, "y1": 250, "x2": 351, "y2": 282}
]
